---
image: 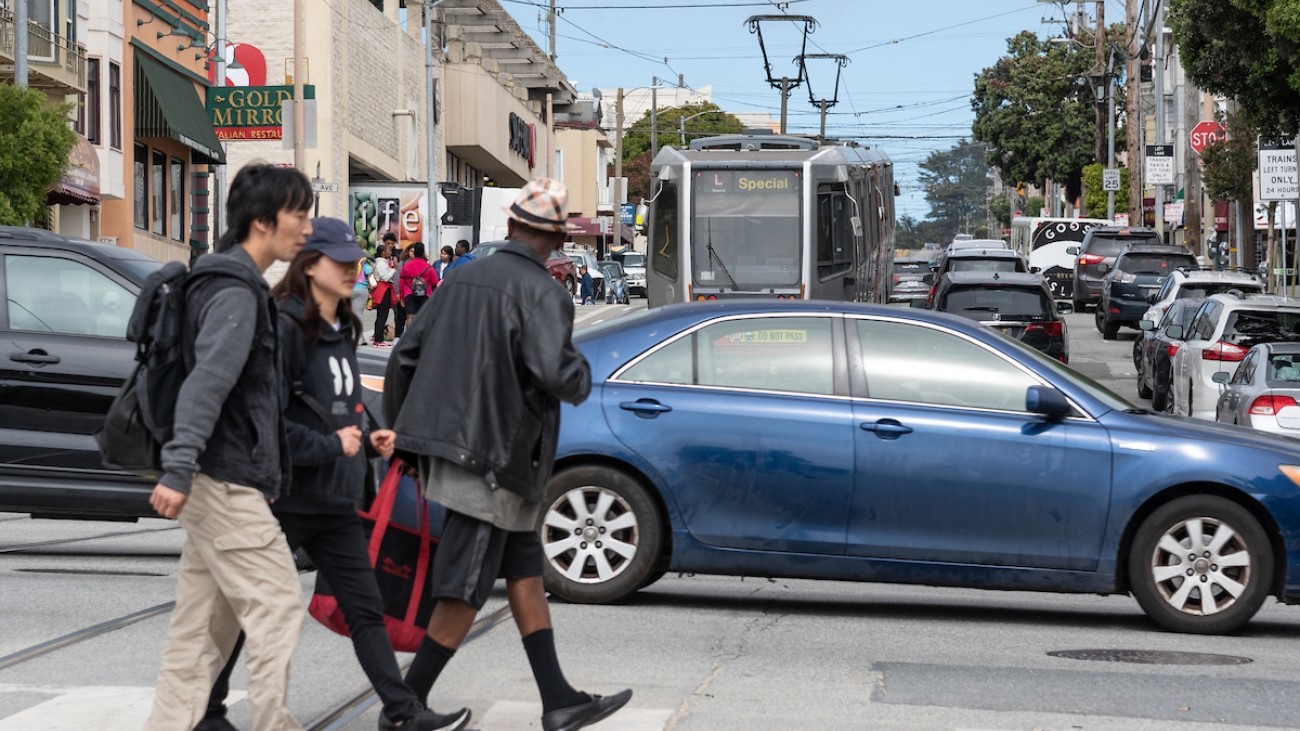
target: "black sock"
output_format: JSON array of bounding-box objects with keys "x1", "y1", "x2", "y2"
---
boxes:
[
  {"x1": 404, "y1": 636, "x2": 456, "y2": 706},
  {"x1": 522, "y1": 628, "x2": 590, "y2": 713}
]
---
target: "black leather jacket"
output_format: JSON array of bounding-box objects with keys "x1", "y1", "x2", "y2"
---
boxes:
[{"x1": 384, "y1": 240, "x2": 591, "y2": 503}]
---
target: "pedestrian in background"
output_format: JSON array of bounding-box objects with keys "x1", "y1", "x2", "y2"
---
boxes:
[
  {"x1": 399, "y1": 241, "x2": 439, "y2": 328},
  {"x1": 578, "y1": 265, "x2": 594, "y2": 305},
  {"x1": 371, "y1": 234, "x2": 399, "y2": 346},
  {"x1": 144, "y1": 163, "x2": 313, "y2": 731},
  {"x1": 384, "y1": 179, "x2": 632, "y2": 731},
  {"x1": 352, "y1": 251, "x2": 375, "y2": 324},
  {"x1": 197, "y1": 218, "x2": 470, "y2": 731},
  {"x1": 435, "y1": 245, "x2": 454, "y2": 279},
  {"x1": 444, "y1": 240, "x2": 475, "y2": 274}
]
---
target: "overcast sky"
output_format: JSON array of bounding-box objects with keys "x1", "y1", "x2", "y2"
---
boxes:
[{"x1": 498, "y1": 0, "x2": 1086, "y2": 220}]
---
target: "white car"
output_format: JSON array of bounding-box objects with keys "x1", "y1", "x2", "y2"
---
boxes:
[
  {"x1": 1139, "y1": 268, "x2": 1264, "y2": 329},
  {"x1": 1170, "y1": 293, "x2": 1300, "y2": 419},
  {"x1": 616, "y1": 250, "x2": 646, "y2": 296}
]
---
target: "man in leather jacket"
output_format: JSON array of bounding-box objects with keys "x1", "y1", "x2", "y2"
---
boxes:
[{"x1": 385, "y1": 179, "x2": 632, "y2": 731}]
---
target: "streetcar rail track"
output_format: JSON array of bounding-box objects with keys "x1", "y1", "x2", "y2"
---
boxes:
[
  {"x1": 0, "y1": 525, "x2": 181, "y2": 555},
  {"x1": 307, "y1": 603, "x2": 514, "y2": 731},
  {"x1": 0, "y1": 601, "x2": 175, "y2": 671}
]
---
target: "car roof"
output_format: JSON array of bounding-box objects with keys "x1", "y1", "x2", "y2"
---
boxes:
[
  {"x1": 946, "y1": 248, "x2": 1022, "y2": 259},
  {"x1": 948, "y1": 239, "x2": 1006, "y2": 250},
  {"x1": 1257, "y1": 342, "x2": 1300, "y2": 354},
  {"x1": 1172, "y1": 269, "x2": 1261, "y2": 283},
  {"x1": 1206, "y1": 292, "x2": 1300, "y2": 310},
  {"x1": 0, "y1": 225, "x2": 160, "y2": 263},
  {"x1": 940, "y1": 271, "x2": 1044, "y2": 287},
  {"x1": 1087, "y1": 226, "x2": 1159, "y2": 236},
  {"x1": 1117, "y1": 245, "x2": 1195, "y2": 256}
]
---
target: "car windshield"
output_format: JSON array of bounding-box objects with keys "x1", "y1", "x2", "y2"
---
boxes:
[
  {"x1": 1117, "y1": 253, "x2": 1196, "y2": 275},
  {"x1": 691, "y1": 169, "x2": 801, "y2": 288},
  {"x1": 949, "y1": 258, "x2": 1022, "y2": 273},
  {"x1": 1177, "y1": 283, "x2": 1263, "y2": 299},
  {"x1": 941, "y1": 286, "x2": 1051, "y2": 320},
  {"x1": 472, "y1": 244, "x2": 504, "y2": 258},
  {"x1": 1086, "y1": 234, "x2": 1161, "y2": 256},
  {"x1": 618, "y1": 253, "x2": 645, "y2": 268},
  {"x1": 1225, "y1": 310, "x2": 1300, "y2": 347},
  {"x1": 598, "y1": 264, "x2": 623, "y2": 278}
]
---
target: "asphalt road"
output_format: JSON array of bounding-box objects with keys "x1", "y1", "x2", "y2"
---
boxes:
[{"x1": 4, "y1": 302, "x2": 1300, "y2": 731}]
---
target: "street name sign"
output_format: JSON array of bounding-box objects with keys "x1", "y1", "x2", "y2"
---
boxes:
[
  {"x1": 1258, "y1": 138, "x2": 1298, "y2": 202},
  {"x1": 1145, "y1": 144, "x2": 1174, "y2": 185},
  {"x1": 311, "y1": 180, "x2": 339, "y2": 193}
]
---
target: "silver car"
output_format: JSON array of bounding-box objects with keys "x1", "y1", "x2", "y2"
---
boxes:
[{"x1": 1213, "y1": 342, "x2": 1300, "y2": 436}]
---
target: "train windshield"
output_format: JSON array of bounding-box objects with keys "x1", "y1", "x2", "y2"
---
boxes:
[{"x1": 692, "y1": 169, "x2": 801, "y2": 288}]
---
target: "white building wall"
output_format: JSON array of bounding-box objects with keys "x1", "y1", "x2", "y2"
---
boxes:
[{"x1": 82, "y1": 0, "x2": 124, "y2": 203}]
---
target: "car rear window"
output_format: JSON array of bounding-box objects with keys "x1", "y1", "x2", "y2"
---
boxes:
[
  {"x1": 1177, "y1": 283, "x2": 1263, "y2": 299},
  {"x1": 940, "y1": 286, "x2": 1051, "y2": 320},
  {"x1": 1267, "y1": 354, "x2": 1300, "y2": 383},
  {"x1": 1116, "y1": 254, "x2": 1197, "y2": 275},
  {"x1": 948, "y1": 258, "x2": 1023, "y2": 273},
  {"x1": 1086, "y1": 235, "x2": 1160, "y2": 256},
  {"x1": 1224, "y1": 310, "x2": 1300, "y2": 347}
]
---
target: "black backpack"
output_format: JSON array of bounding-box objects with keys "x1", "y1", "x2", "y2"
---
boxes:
[{"x1": 95, "y1": 262, "x2": 243, "y2": 478}]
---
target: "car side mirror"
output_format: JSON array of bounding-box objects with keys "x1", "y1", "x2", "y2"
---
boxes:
[
  {"x1": 1055, "y1": 301, "x2": 1074, "y2": 315},
  {"x1": 1026, "y1": 385, "x2": 1072, "y2": 420},
  {"x1": 909, "y1": 298, "x2": 927, "y2": 309},
  {"x1": 1030, "y1": 266, "x2": 1042, "y2": 273},
  {"x1": 1212, "y1": 372, "x2": 1231, "y2": 384},
  {"x1": 922, "y1": 274, "x2": 934, "y2": 285},
  {"x1": 1066, "y1": 246, "x2": 1079, "y2": 256},
  {"x1": 1097, "y1": 263, "x2": 1109, "y2": 274},
  {"x1": 1166, "y1": 324, "x2": 1184, "y2": 339},
  {"x1": 1139, "y1": 319, "x2": 1154, "y2": 331}
]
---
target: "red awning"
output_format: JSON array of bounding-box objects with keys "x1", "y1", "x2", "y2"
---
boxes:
[
  {"x1": 566, "y1": 217, "x2": 634, "y2": 243},
  {"x1": 47, "y1": 134, "x2": 100, "y2": 206}
]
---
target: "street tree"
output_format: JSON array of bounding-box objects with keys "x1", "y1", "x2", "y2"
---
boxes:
[
  {"x1": 0, "y1": 85, "x2": 75, "y2": 226},
  {"x1": 972, "y1": 31, "x2": 1097, "y2": 204},
  {"x1": 621, "y1": 102, "x2": 744, "y2": 164},
  {"x1": 1081, "y1": 163, "x2": 1129, "y2": 219},
  {"x1": 918, "y1": 139, "x2": 992, "y2": 240},
  {"x1": 1200, "y1": 112, "x2": 1258, "y2": 203}
]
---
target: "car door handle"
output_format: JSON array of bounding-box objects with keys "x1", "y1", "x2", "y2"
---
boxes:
[
  {"x1": 10, "y1": 351, "x2": 60, "y2": 365},
  {"x1": 860, "y1": 419, "x2": 913, "y2": 438},
  {"x1": 620, "y1": 400, "x2": 672, "y2": 415}
]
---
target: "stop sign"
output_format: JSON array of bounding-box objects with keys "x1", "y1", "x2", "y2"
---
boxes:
[{"x1": 1190, "y1": 121, "x2": 1226, "y2": 156}]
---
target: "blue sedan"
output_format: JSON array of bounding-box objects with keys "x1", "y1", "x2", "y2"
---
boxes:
[{"x1": 541, "y1": 300, "x2": 1300, "y2": 634}]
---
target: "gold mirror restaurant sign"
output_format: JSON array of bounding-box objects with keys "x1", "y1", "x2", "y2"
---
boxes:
[{"x1": 207, "y1": 85, "x2": 316, "y2": 141}]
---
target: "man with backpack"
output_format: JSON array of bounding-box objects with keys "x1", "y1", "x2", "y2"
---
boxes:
[{"x1": 143, "y1": 163, "x2": 315, "y2": 731}]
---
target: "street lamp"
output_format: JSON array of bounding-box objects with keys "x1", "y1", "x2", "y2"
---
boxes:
[{"x1": 679, "y1": 109, "x2": 731, "y2": 146}]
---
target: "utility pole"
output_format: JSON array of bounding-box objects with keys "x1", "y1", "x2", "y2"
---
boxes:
[
  {"x1": 1107, "y1": 51, "x2": 1116, "y2": 221},
  {"x1": 214, "y1": 0, "x2": 229, "y2": 244},
  {"x1": 548, "y1": 0, "x2": 557, "y2": 61},
  {"x1": 292, "y1": 0, "x2": 306, "y2": 171},
  {"x1": 614, "y1": 88, "x2": 625, "y2": 242},
  {"x1": 1094, "y1": 0, "x2": 1106, "y2": 164},
  {"x1": 1184, "y1": 85, "x2": 1203, "y2": 258},
  {"x1": 1126, "y1": 0, "x2": 1142, "y2": 222},
  {"x1": 426, "y1": 0, "x2": 443, "y2": 249},
  {"x1": 779, "y1": 77, "x2": 789, "y2": 134},
  {"x1": 1154, "y1": 0, "x2": 1166, "y2": 241},
  {"x1": 14, "y1": 0, "x2": 27, "y2": 87},
  {"x1": 650, "y1": 78, "x2": 657, "y2": 159}
]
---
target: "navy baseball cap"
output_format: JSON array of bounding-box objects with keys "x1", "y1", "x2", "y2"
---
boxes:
[{"x1": 303, "y1": 217, "x2": 367, "y2": 262}]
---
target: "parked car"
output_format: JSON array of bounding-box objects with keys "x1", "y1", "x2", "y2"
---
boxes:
[
  {"x1": 1171, "y1": 293, "x2": 1300, "y2": 419},
  {"x1": 1214, "y1": 342, "x2": 1300, "y2": 436},
  {"x1": 612, "y1": 249, "x2": 646, "y2": 297},
  {"x1": 1132, "y1": 268, "x2": 1263, "y2": 368},
  {"x1": 566, "y1": 248, "x2": 606, "y2": 301},
  {"x1": 928, "y1": 271, "x2": 1070, "y2": 362},
  {"x1": 944, "y1": 238, "x2": 1007, "y2": 255},
  {"x1": 1136, "y1": 298, "x2": 1202, "y2": 412},
  {"x1": 0, "y1": 226, "x2": 391, "y2": 521},
  {"x1": 1095, "y1": 244, "x2": 1198, "y2": 339},
  {"x1": 889, "y1": 258, "x2": 931, "y2": 304},
  {"x1": 597, "y1": 260, "x2": 630, "y2": 305},
  {"x1": 1071, "y1": 226, "x2": 1162, "y2": 311},
  {"x1": 470, "y1": 240, "x2": 578, "y2": 294},
  {"x1": 544, "y1": 298, "x2": 1300, "y2": 634},
  {"x1": 925, "y1": 248, "x2": 1030, "y2": 306}
]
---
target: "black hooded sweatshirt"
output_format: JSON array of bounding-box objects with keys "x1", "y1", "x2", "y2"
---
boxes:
[{"x1": 273, "y1": 295, "x2": 372, "y2": 515}]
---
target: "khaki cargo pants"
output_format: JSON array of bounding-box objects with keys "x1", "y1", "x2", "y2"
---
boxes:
[{"x1": 144, "y1": 474, "x2": 304, "y2": 731}]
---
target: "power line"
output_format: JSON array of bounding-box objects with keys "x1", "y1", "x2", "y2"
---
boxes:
[{"x1": 844, "y1": 4, "x2": 1042, "y2": 54}]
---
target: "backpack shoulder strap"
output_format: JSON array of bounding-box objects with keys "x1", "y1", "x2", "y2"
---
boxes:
[{"x1": 277, "y1": 312, "x2": 342, "y2": 430}]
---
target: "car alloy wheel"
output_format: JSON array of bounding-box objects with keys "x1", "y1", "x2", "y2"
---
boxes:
[
  {"x1": 540, "y1": 466, "x2": 663, "y2": 603},
  {"x1": 1128, "y1": 495, "x2": 1272, "y2": 634}
]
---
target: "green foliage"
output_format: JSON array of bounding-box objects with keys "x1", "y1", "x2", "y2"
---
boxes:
[
  {"x1": 918, "y1": 139, "x2": 992, "y2": 240},
  {"x1": 0, "y1": 85, "x2": 75, "y2": 225},
  {"x1": 1024, "y1": 195, "x2": 1045, "y2": 218},
  {"x1": 895, "y1": 214, "x2": 950, "y2": 249},
  {"x1": 621, "y1": 102, "x2": 744, "y2": 164},
  {"x1": 1169, "y1": 0, "x2": 1300, "y2": 137},
  {"x1": 1200, "y1": 112, "x2": 1259, "y2": 202},
  {"x1": 620, "y1": 149, "x2": 654, "y2": 203},
  {"x1": 971, "y1": 31, "x2": 1103, "y2": 200},
  {"x1": 989, "y1": 195, "x2": 1011, "y2": 227},
  {"x1": 1081, "y1": 163, "x2": 1129, "y2": 218}
]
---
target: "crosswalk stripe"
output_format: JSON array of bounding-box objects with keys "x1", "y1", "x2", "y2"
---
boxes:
[
  {"x1": 479, "y1": 700, "x2": 671, "y2": 730},
  {"x1": 0, "y1": 684, "x2": 245, "y2": 731}
]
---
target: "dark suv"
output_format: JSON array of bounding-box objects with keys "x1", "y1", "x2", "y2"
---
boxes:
[
  {"x1": 1071, "y1": 227, "x2": 1163, "y2": 311},
  {"x1": 1096, "y1": 244, "x2": 1198, "y2": 339},
  {"x1": 929, "y1": 271, "x2": 1070, "y2": 362},
  {"x1": 925, "y1": 247, "x2": 1028, "y2": 307}
]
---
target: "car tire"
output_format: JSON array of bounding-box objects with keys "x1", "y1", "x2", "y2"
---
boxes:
[
  {"x1": 566, "y1": 276, "x2": 577, "y2": 296},
  {"x1": 1132, "y1": 338, "x2": 1144, "y2": 369},
  {"x1": 539, "y1": 466, "x2": 664, "y2": 604},
  {"x1": 1128, "y1": 495, "x2": 1273, "y2": 634},
  {"x1": 1152, "y1": 378, "x2": 1170, "y2": 412},
  {"x1": 1095, "y1": 308, "x2": 1105, "y2": 334},
  {"x1": 1102, "y1": 315, "x2": 1119, "y2": 340}
]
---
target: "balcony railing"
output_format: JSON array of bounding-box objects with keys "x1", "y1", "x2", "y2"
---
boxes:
[{"x1": 0, "y1": 7, "x2": 87, "y2": 93}]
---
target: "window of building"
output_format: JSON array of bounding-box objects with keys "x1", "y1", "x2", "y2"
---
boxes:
[
  {"x1": 133, "y1": 143, "x2": 147, "y2": 230},
  {"x1": 86, "y1": 58, "x2": 100, "y2": 145},
  {"x1": 151, "y1": 150, "x2": 166, "y2": 236},
  {"x1": 170, "y1": 157, "x2": 185, "y2": 242},
  {"x1": 108, "y1": 61, "x2": 121, "y2": 150}
]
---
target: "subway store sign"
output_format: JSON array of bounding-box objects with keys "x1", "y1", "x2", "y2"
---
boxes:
[{"x1": 207, "y1": 85, "x2": 315, "y2": 141}]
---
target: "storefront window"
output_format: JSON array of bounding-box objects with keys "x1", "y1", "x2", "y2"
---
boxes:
[
  {"x1": 170, "y1": 158, "x2": 185, "y2": 242},
  {"x1": 133, "y1": 143, "x2": 147, "y2": 230},
  {"x1": 152, "y1": 150, "x2": 165, "y2": 236}
]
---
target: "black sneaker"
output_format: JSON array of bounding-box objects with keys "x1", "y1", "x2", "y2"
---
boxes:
[
  {"x1": 195, "y1": 717, "x2": 239, "y2": 731},
  {"x1": 378, "y1": 707, "x2": 471, "y2": 731},
  {"x1": 541, "y1": 689, "x2": 633, "y2": 731}
]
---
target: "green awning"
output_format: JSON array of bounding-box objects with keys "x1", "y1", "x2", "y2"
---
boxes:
[{"x1": 135, "y1": 51, "x2": 225, "y2": 165}]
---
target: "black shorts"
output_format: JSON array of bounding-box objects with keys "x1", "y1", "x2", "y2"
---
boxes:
[
  {"x1": 430, "y1": 510, "x2": 543, "y2": 610},
  {"x1": 405, "y1": 294, "x2": 428, "y2": 315}
]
